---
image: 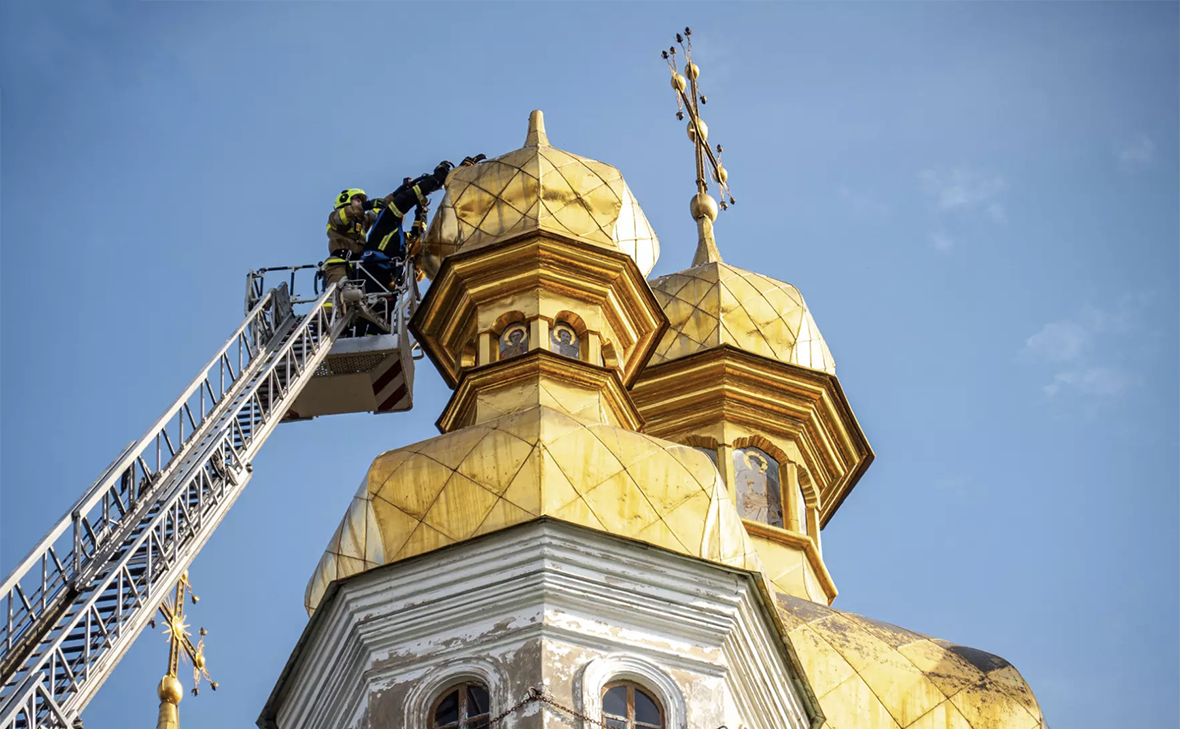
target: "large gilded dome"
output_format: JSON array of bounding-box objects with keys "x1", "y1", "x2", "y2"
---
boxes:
[
  {"x1": 648, "y1": 260, "x2": 837, "y2": 373},
  {"x1": 420, "y1": 111, "x2": 660, "y2": 279},
  {"x1": 305, "y1": 405, "x2": 761, "y2": 614},
  {"x1": 776, "y1": 593, "x2": 1046, "y2": 729}
]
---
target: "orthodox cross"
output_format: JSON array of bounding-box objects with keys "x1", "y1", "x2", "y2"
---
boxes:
[
  {"x1": 152, "y1": 571, "x2": 217, "y2": 696},
  {"x1": 663, "y1": 27, "x2": 734, "y2": 265}
]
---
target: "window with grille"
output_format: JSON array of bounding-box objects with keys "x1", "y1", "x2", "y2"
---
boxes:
[
  {"x1": 602, "y1": 682, "x2": 663, "y2": 729},
  {"x1": 430, "y1": 682, "x2": 490, "y2": 729}
]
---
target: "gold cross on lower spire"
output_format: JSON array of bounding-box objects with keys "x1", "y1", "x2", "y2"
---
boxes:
[
  {"x1": 663, "y1": 27, "x2": 735, "y2": 266},
  {"x1": 151, "y1": 572, "x2": 216, "y2": 729}
]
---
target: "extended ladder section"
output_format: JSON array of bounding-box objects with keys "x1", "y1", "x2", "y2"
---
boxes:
[{"x1": 0, "y1": 272, "x2": 411, "y2": 729}]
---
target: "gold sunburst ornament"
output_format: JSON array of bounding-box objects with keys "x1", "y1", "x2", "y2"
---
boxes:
[
  {"x1": 662, "y1": 27, "x2": 735, "y2": 266},
  {"x1": 150, "y1": 572, "x2": 216, "y2": 729}
]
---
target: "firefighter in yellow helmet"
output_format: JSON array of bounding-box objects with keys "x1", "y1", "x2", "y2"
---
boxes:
[
  {"x1": 322, "y1": 188, "x2": 376, "y2": 294},
  {"x1": 324, "y1": 157, "x2": 481, "y2": 320}
]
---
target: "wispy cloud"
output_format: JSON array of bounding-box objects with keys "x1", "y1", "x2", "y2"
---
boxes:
[
  {"x1": 1019, "y1": 294, "x2": 1153, "y2": 402},
  {"x1": 920, "y1": 168, "x2": 1007, "y2": 217},
  {"x1": 1117, "y1": 133, "x2": 1155, "y2": 169},
  {"x1": 838, "y1": 187, "x2": 890, "y2": 216},
  {"x1": 1042, "y1": 367, "x2": 1133, "y2": 398},
  {"x1": 919, "y1": 167, "x2": 1008, "y2": 253},
  {"x1": 930, "y1": 231, "x2": 955, "y2": 252},
  {"x1": 1021, "y1": 320, "x2": 1090, "y2": 363}
]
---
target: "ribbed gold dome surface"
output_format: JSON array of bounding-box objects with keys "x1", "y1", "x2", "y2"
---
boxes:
[
  {"x1": 420, "y1": 111, "x2": 660, "y2": 278},
  {"x1": 648, "y1": 261, "x2": 837, "y2": 374},
  {"x1": 776, "y1": 593, "x2": 1046, "y2": 729},
  {"x1": 305, "y1": 405, "x2": 761, "y2": 614}
]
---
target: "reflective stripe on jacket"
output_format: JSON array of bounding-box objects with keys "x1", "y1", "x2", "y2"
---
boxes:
[{"x1": 326, "y1": 207, "x2": 376, "y2": 256}]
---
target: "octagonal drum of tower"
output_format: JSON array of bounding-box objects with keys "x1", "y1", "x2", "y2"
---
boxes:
[{"x1": 419, "y1": 111, "x2": 660, "y2": 279}]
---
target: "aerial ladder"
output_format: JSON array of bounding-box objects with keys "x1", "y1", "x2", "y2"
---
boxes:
[{"x1": 0, "y1": 263, "x2": 420, "y2": 729}]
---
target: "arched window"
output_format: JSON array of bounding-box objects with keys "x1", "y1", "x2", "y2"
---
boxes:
[
  {"x1": 733, "y1": 447, "x2": 783, "y2": 528},
  {"x1": 550, "y1": 321, "x2": 580, "y2": 358},
  {"x1": 430, "y1": 682, "x2": 490, "y2": 729},
  {"x1": 498, "y1": 323, "x2": 529, "y2": 360},
  {"x1": 603, "y1": 682, "x2": 663, "y2": 729}
]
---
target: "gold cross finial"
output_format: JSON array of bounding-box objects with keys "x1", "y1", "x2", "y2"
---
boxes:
[
  {"x1": 151, "y1": 572, "x2": 217, "y2": 729},
  {"x1": 663, "y1": 28, "x2": 735, "y2": 266}
]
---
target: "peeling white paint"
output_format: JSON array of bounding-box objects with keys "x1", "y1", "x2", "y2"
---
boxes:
[{"x1": 264, "y1": 522, "x2": 810, "y2": 729}]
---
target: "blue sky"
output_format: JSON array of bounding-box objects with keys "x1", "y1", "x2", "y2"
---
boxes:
[{"x1": 2, "y1": 2, "x2": 1176, "y2": 727}]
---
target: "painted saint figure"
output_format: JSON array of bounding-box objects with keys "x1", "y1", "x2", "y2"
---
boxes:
[
  {"x1": 499, "y1": 324, "x2": 529, "y2": 359},
  {"x1": 733, "y1": 447, "x2": 783, "y2": 528},
  {"x1": 550, "y1": 323, "x2": 580, "y2": 359}
]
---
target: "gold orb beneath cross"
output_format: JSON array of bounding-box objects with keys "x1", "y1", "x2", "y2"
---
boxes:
[
  {"x1": 690, "y1": 192, "x2": 719, "y2": 222},
  {"x1": 157, "y1": 676, "x2": 183, "y2": 704}
]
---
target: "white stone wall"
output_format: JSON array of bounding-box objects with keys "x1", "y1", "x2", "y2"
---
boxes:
[{"x1": 262, "y1": 521, "x2": 813, "y2": 729}]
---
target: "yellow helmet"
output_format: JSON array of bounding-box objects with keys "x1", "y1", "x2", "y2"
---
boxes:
[{"x1": 334, "y1": 188, "x2": 367, "y2": 210}]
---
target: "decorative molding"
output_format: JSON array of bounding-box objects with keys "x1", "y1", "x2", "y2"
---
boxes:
[
  {"x1": 631, "y1": 346, "x2": 873, "y2": 527},
  {"x1": 436, "y1": 349, "x2": 644, "y2": 432},
  {"x1": 678, "y1": 434, "x2": 719, "y2": 451},
  {"x1": 741, "y1": 521, "x2": 837, "y2": 602},
  {"x1": 412, "y1": 231, "x2": 668, "y2": 389},
  {"x1": 261, "y1": 521, "x2": 815, "y2": 729},
  {"x1": 578, "y1": 655, "x2": 687, "y2": 729}
]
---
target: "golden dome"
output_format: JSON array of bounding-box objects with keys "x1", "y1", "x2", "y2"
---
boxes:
[
  {"x1": 305, "y1": 405, "x2": 761, "y2": 614},
  {"x1": 647, "y1": 261, "x2": 837, "y2": 374},
  {"x1": 776, "y1": 593, "x2": 1045, "y2": 729},
  {"x1": 420, "y1": 111, "x2": 660, "y2": 279}
]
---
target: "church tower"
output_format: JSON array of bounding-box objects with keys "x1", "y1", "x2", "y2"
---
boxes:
[
  {"x1": 261, "y1": 93, "x2": 1047, "y2": 729},
  {"x1": 632, "y1": 224, "x2": 871, "y2": 606},
  {"x1": 262, "y1": 113, "x2": 819, "y2": 729}
]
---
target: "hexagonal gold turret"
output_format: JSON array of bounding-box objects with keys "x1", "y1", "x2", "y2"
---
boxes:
[
  {"x1": 633, "y1": 258, "x2": 873, "y2": 604},
  {"x1": 411, "y1": 111, "x2": 668, "y2": 432}
]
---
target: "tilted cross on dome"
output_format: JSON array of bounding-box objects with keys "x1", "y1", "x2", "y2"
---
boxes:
[{"x1": 663, "y1": 27, "x2": 735, "y2": 267}]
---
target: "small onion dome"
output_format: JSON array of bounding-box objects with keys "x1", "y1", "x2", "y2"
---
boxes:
[
  {"x1": 648, "y1": 261, "x2": 837, "y2": 374},
  {"x1": 420, "y1": 111, "x2": 660, "y2": 279}
]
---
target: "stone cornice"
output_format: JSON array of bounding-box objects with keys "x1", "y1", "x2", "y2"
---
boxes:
[{"x1": 630, "y1": 346, "x2": 873, "y2": 526}]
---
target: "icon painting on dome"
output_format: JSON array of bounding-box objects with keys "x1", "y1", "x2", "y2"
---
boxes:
[
  {"x1": 734, "y1": 447, "x2": 783, "y2": 527},
  {"x1": 499, "y1": 324, "x2": 529, "y2": 360},
  {"x1": 549, "y1": 323, "x2": 580, "y2": 359}
]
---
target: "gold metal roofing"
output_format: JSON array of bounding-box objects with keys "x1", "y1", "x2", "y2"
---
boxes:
[
  {"x1": 305, "y1": 405, "x2": 761, "y2": 614},
  {"x1": 420, "y1": 111, "x2": 660, "y2": 278},
  {"x1": 776, "y1": 593, "x2": 1045, "y2": 729},
  {"x1": 647, "y1": 261, "x2": 837, "y2": 373}
]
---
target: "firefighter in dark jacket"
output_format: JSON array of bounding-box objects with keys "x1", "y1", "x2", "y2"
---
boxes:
[{"x1": 359, "y1": 160, "x2": 456, "y2": 290}]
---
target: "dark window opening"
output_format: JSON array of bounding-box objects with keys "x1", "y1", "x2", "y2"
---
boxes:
[
  {"x1": 431, "y1": 682, "x2": 490, "y2": 729},
  {"x1": 603, "y1": 682, "x2": 663, "y2": 729}
]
